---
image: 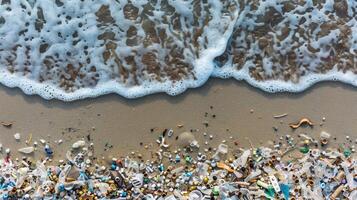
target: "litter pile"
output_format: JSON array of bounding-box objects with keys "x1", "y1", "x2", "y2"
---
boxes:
[{"x1": 0, "y1": 131, "x2": 356, "y2": 199}]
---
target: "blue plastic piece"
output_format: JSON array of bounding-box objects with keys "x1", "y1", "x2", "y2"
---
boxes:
[
  {"x1": 58, "y1": 183, "x2": 65, "y2": 191},
  {"x1": 121, "y1": 191, "x2": 127, "y2": 197},
  {"x1": 79, "y1": 171, "x2": 88, "y2": 180},
  {"x1": 88, "y1": 181, "x2": 94, "y2": 193},
  {"x1": 158, "y1": 164, "x2": 164, "y2": 172},
  {"x1": 322, "y1": 183, "x2": 332, "y2": 196},
  {"x1": 2, "y1": 193, "x2": 8, "y2": 200},
  {"x1": 280, "y1": 184, "x2": 290, "y2": 200},
  {"x1": 45, "y1": 146, "x2": 53, "y2": 156},
  {"x1": 175, "y1": 154, "x2": 180, "y2": 163},
  {"x1": 320, "y1": 181, "x2": 326, "y2": 189}
]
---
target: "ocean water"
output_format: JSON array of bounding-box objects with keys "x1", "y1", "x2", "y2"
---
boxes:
[{"x1": 0, "y1": 0, "x2": 356, "y2": 100}]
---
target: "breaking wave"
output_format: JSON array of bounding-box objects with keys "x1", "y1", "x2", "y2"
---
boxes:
[{"x1": 0, "y1": 0, "x2": 357, "y2": 100}]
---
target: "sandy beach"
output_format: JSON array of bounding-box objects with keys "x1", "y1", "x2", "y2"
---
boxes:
[
  {"x1": 0, "y1": 79, "x2": 355, "y2": 160},
  {"x1": 0, "y1": 79, "x2": 356, "y2": 199}
]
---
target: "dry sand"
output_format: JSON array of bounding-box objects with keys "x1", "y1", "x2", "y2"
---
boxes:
[{"x1": 0, "y1": 79, "x2": 356, "y2": 160}]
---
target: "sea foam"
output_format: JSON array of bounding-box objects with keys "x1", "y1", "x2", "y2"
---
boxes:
[{"x1": 0, "y1": 0, "x2": 356, "y2": 100}]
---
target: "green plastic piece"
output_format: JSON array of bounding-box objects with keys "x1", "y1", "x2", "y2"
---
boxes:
[
  {"x1": 265, "y1": 186, "x2": 275, "y2": 199},
  {"x1": 185, "y1": 156, "x2": 192, "y2": 163},
  {"x1": 212, "y1": 187, "x2": 219, "y2": 196},
  {"x1": 344, "y1": 149, "x2": 351, "y2": 157},
  {"x1": 143, "y1": 177, "x2": 150, "y2": 184},
  {"x1": 299, "y1": 146, "x2": 309, "y2": 154}
]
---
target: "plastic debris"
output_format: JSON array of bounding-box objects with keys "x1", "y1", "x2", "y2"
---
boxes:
[
  {"x1": 269, "y1": 175, "x2": 280, "y2": 192},
  {"x1": 265, "y1": 186, "x2": 275, "y2": 199},
  {"x1": 320, "y1": 131, "x2": 331, "y2": 145},
  {"x1": 344, "y1": 148, "x2": 352, "y2": 157},
  {"x1": 18, "y1": 147, "x2": 35, "y2": 154},
  {"x1": 0, "y1": 130, "x2": 355, "y2": 200},
  {"x1": 14, "y1": 133, "x2": 21, "y2": 141},
  {"x1": 44, "y1": 144, "x2": 53, "y2": 157},
  {"x1": 188, "y1": 190, "x2": 203, "y2": 200},
  {"x1": 300, "y1": 146, "x2": 309, "y2": 154},
  {"x1": 167, "y1": 129, "x2": 174, "y2": 137},
  {"x1": 212, "y1": 143, "x2": 228, "y2": 160},
  {"x1": 72, "y1": 140, "x2": 86, "y2": 149},
  {"x1": 280, "y1": 184, "x2": 290, "y2": 200},
  {"x1": 217, "y1": 162, "x2": 234, "y2": 173}
]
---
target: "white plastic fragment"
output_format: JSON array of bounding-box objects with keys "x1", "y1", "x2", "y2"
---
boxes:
[
  {"x1": 349, "y1": 190, "x2": 357, "y2": 200},
  {"x1": 18, "y1": 147, "x2": 35, "y2": 154},
  {"x1": 212, "y1": 144, "x2": 228, "y2": 160},
  {"x1": 167, "y1": 129, "x2": 174, "y2": 137},
  {"x1": 269, "y1": 175, "x2": 280, "y2": 192},
  {"x1": 131, "y1": 173, "x2": 144, "y2": 188},
  {"x1": 190, "y1": 140, "x2": 200, "y2": 148},
  {"x1": 72, "y1": 140, "x2": 86, "y2": 149},
  {"x1": 14, "y1": 133, "x2": 21, "y2": 140},
  {"x1": 96, "y1": 182, "x2": 110, "y2": 195},
  {"x1": 320, "y1": 131, "x2": 331, "y2": 144},
  {"x1": 232, "y1": 150, "x2": 251, "y2": 168},
  {"x1": 188, "y1": 190, "x2": 203, "y2": 200},
  {"x1": 244, "y1": 169, "x2": 262, "y2": 182}
]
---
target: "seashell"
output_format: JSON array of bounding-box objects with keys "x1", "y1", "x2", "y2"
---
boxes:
[{"x1": 289, "y1": 118, "x2": 313, "y2": 129}]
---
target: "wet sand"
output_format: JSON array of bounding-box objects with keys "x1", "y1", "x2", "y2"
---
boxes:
[{"x1": 0, "y1": 79, "x2": 356, "y2": 160}]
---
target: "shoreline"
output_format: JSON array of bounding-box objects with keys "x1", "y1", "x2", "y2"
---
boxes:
[{"x1": 0, "y1": 79, "x2": 356, "y2": 199}]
